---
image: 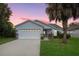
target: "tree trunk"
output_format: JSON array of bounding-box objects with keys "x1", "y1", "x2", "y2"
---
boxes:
[{"x1": 62, "y1": 20, "x2": 67, "y2": 43}]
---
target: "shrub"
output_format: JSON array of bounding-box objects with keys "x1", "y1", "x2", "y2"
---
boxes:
[
  {"x1": 57, "y1": 31, "x2": 62, "y2": 38},
  {"x1": 48, "y1": 33, "x2": 53, "y2": 39},
  {"x1": 41, "y1": 36, "x2": 44, "y2": 40},
  {"x1": 57, "y1": 31, "x2": 71, "y2": 39},
  {"x1": 41, "y1": 34, "x2": 45, "y2": 40},
  {"x1": 67, "y1": 34, "x2": 71, "y2": 39},
  {"x1": 53, "y1": 36, "x2": 58, "y2": 38}
]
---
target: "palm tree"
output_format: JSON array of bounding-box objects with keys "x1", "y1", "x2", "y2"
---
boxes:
[{"x1": 46, "y1": 3, "x2": 79, "y2": 43}]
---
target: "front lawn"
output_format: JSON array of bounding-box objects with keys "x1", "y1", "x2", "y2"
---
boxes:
[
  {"x1": 0, "y1": 37, "x2": 16, "y2": 45},
  {"x1": 40, "y1": 37, "x2": 79, "y2": 56}
]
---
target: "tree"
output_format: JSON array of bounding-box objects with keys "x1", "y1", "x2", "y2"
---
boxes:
[
  {"x1": 0, "y1": 3, "x2": 16, "y2": 37},
  {"x1": 46, "y1": 3, "x2": 79, "y2": 43}
]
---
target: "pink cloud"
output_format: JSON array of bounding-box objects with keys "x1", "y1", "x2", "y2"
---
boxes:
[{"x1": 9, "y1": 11, "x2": 79, "y2": 27}]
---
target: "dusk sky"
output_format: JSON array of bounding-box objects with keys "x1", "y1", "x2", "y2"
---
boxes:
[{"x1": 8, "y1": 3, "x2": 79, "y2": 27}]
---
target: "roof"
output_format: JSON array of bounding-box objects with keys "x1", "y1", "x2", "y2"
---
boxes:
[
  {"x1": 48, "y1": 24, "x2": 63, "y2": 30},
  {"x1": 68, "y1": 24, "x2": 79, "y2": 31},
  {"x1": 34, "y1": 20, "x2": 52, "y2": 29},
  {"x1": 15, "y1": 20, "x2": 44, "y2": 28},
  {"x1": 15, "y1": 20, "x2": 63, "y2": 30}
]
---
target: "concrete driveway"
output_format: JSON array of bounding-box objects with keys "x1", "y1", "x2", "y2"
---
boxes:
[{"x1": 0, "y1": 39, "x2": 40, "y2": 56}]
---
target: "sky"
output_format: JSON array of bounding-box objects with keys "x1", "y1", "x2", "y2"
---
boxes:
[{"x1": 8, "y1": 3, "x2": 79, "y2": 27}]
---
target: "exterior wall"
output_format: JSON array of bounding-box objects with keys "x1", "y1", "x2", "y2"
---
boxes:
[
  {"x1": 52, "y1": 29, "x2": 57, "y2": 36},
  {"x1": 69, "y1": 30, "x2": 79, "y2": 37},
  {"x1": 67, "y1": 31, "x2": 70, "y2": 34},
  {"x1": 58, "y1": 30, "x2": 63, "y2": 33},
  {"x1": 52, "y1": 29, "x2": 63, "y2": 36}
]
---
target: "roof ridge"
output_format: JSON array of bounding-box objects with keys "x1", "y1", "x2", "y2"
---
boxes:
[
  {"x1": 15, "y1": 20, "x2": 31, "y2": 27},
  {"x1": 34, "y1": 20, "x2": 49, "y2": 26},
  {"x1": 15, "y1": 20, "x2": 44, "y2": 28}
]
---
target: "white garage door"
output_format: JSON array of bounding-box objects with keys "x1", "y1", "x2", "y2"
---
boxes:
[{"x1": 17, "y1": 29, "x2": 41, "y2": 39}]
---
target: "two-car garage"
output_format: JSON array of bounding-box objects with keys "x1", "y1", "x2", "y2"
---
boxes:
[
  {"x1": 17, "y1": 29, "x2": 41, "y2": 39},
  {"x1": 16, "y1": 20, "x2": 43, "y2": 40}
]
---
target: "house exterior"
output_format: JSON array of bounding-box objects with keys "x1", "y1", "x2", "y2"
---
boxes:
[
  {"x1": 16, "y1": 20, "x2": 43, "y2": 39},
  {"x1": 48, "y1": 24, "x2": 63, "y2": 36},
  {"x1": 15, "y1": 20, "x2": 63, "y2": 39}
]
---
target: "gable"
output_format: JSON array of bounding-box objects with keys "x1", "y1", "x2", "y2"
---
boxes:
[{"x1": 16, "y1": 21, "x2": 43, "y2": 30}]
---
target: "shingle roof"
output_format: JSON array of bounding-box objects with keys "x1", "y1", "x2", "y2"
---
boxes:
[
  {"x1": 48, "y1": 24, "x2": 63, "y2": 30},
  {"x1": 15, "y1": 20, "x2": 63, "y2": 30},
  {"x1": 34, "y1": 20, "x2": 52, "y2": 29}
]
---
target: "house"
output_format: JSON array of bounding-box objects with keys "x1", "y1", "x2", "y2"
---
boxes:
[
  {"x1": 68, "y1": 24, "x2": 79, "y2": 37},
  {"x1": 48, "y1": 24, "x2": 63, "y2": 36},
  {"x1": 15, "y1": 20, "x2": 63, "y2": 39},
  {"x1": 15, "y1": 20, "x2": 43, "y2": 39}
]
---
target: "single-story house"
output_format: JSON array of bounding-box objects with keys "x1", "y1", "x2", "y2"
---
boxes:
[
  {"x1": 15, "y1": 20, "x2": 43, "y2": 39},
  {"x1": 15, "y1": 20, "x2": 63, "y2": 39}
]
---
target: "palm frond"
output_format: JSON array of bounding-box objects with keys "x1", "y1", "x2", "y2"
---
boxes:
[{"x1": 46, "y1": 3, "x2": 79, "y2": 22}]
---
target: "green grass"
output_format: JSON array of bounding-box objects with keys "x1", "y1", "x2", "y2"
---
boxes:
[
  {"x1": 40, "y1": 37, "x2": 79, "y2": 56},
  {"x1": 0, "y1": 37, "x2": 16, "y2": 45}
]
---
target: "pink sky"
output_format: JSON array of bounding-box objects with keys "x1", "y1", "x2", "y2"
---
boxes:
[{"x1": 8, "y1": 3, "x2": 79, "y2": 27}]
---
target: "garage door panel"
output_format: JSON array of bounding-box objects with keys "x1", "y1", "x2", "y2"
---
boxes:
[
  {"x1": 17, "y1": 29, "x2": 41, "y2": 39},
  {"x1": 21, "y1": 32, "x2": 40, "y2": 39}
]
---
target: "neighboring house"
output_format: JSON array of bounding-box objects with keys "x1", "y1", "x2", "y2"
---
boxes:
[
  {"x1": 68, "y1": 25, "x2": 79, "y2": 37},
  {"x1": 48, "y1": 24, "x2": 63, "y2": 36},
  {"x1": 15, "y1": 20, "x2": 43, "y2": 39}
]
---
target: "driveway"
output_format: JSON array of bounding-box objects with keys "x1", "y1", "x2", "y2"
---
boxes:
[{"x1": 0, "y1": 39, "x2": 40, "y2": 56}]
